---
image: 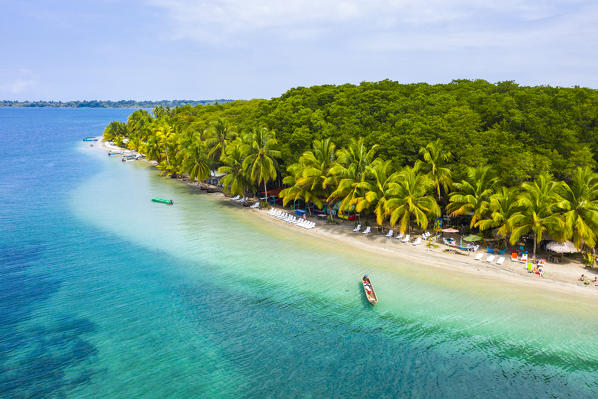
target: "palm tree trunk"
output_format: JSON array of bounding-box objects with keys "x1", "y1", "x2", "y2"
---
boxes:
[
  {"x1": 263, "y1": 181, "x2": 268, "y2": 201},
  {"x1": 532, "y1": 233, "x2": 537, "y2": 260}
]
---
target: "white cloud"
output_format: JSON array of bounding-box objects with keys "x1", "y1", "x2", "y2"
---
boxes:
[
  {"x1": 146, "y1": 0, "x2": 596, "y2": 45},
  {"x1": 0, "y1": 69, "x2": 38, "y2": 96}
]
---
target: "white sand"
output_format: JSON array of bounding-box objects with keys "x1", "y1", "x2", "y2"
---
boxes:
[
  {"x1": 250, "y1": 207, "x2": 598, "y2": 298},
  {"x1": 96, "y1": 138, "x2": 598, "y2": 298}
]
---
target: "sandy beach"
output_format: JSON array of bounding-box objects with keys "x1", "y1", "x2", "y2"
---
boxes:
[
  {"x1": 249, "y1": 206, "x2": 598, "y2": 298},
  {"x1": 98, "y1": 138, "x2": 598, "y2": 299}
]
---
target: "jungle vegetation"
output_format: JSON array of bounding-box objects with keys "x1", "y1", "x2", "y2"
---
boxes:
[{"x1": 102, "y1": 80, "x2": 598, "y2": 258}]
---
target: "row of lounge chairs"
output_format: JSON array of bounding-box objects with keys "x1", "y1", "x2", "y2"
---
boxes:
[
  {"x1": 511, "y1": 252, "x2": 529, "y2": 263},
  {"x1": 442, "y1": 237, "x2": 479, "y2": 252},
  {"x1": 474, "y1": 253, "x2": 506, "y2": 265},
  {"x1": 268, "y1": 208, "x2": 315, "y2": 229},
  {"x1": 230, "y1": 195, "x2": 248, "y2": 203},
  {"x1": 353, "y1": 226, "x2": 429, "y2": 245}
]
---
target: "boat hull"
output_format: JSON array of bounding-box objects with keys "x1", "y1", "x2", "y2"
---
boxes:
[
  {"x1": 362, "y1": 276, "x2": 378, "y2": 305},
  {"x1": 152, "y1": 198, "x2": 174, "y2": 205}
]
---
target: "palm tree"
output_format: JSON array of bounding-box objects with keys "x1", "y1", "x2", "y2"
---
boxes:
[
  {"x1": 154, "y1": 122, "x2": 176, "y2": 165},
  {"x1": 447, "y1": 166, "x2": 497, "y2": 228},
  {"x1": 242, "y1": 127, "x2": 281, "y2": 198},
  {"x1": 509, "y1": 174, "x2": 564, "y2": 259},
  {"x1": 126, "y1": 109, "x2": 153, "y2": 142},
  {"x1": 145, "y1": 134, "x2": 163, "y2": 163},
  {"x1": 384, "y1": 167, "x2": 441, "y2": 235},
  {"x1": 326, "y1": 138, "x2": 378, "y2": 218},
  {"x1": 207, "y1": 119, "x2": 237, "y2": 161},
  {"x1": 475, "y1": 186, "x2": 520, "y2": 247},
  {"x1": 181, "y1": 136, "x2": 210, "y2": 183},
  {"x1": 279, "y1": 138, "x2": 336, "y2": 210},
  {"x1": 555, "y1": 167, "x2": 598, "y2": 250},
  {"x1": 416, "y1": 139, "x2": 452, "y2": 200},
  {"x1": 352, "y1": 159, "x2": 400, "y2": 226},
  {"x1": 218, "y1": 141, "x2": 251, "y2": 197}
]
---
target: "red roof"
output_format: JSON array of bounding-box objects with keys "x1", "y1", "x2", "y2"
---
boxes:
[{"x1": 263, "y1": 187, "x2": 284, "y2": 197}]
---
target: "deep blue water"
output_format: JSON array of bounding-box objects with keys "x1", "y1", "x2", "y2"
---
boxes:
[{"x1": 1, "y1": 108, "x2": 598, "y2": 398}]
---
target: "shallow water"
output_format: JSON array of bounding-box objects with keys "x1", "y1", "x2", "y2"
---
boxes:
[{"x1": 1, "y1": 108, "x2": 598, "y2": 398}]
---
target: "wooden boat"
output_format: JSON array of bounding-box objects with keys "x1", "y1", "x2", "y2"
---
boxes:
[
  {"x1": 362, "y1": 274, "x2": 378, "y2": 305},
  {"x1": 82, "y1": 137, "x2": 98, "y2": 142},
  {"x1": 152, "y1": 198, "x2": 174, "y2": 205},
  {"x1": 108, "y1": 151, "x2": 123, "y2": 156}
]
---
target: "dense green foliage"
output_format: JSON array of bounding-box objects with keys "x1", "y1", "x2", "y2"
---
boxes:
[
  {"x1": 103, "y1": 80, "x2": 598, "y2": 258},
  {"x1": 0, "y1": 99, "x2": 232, "y2": 108}
]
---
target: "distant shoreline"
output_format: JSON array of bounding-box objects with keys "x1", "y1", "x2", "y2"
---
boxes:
[{"x1": 0, "y1": 99, "x2": 234, "y2": 108}]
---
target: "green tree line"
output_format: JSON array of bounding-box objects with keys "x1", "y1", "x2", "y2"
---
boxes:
[{"x1": 103, "y1": 80, "x2": 598, "y2": 261}]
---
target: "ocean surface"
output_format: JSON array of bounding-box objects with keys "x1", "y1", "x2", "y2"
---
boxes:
[{"x1": 1, "y1": 107, "x2": 598, "y2": 398}]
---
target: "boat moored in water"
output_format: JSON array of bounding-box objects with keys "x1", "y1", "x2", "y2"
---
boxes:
[
  {"x1": 152, "y1": 198, "x2": 174, "y2": 205},
  {"x1": 362, "y1": 274, "x2": 378, "y2": 305},
  {"x1": 82, "y1": 137, "x2": 99, "y2": 142},
  {"x1": 108, "y1": 151, "x2": 123, "y2": 156}
]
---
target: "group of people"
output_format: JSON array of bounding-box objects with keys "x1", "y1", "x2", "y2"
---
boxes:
[{"x1": 579, "y1": 274, "x2": 598, "y2": 286}]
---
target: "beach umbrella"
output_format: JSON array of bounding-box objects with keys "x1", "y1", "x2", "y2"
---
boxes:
[
  {"x1": 546, "y1": 241, "x2": 579, "y2": 254},
  {"x1": 463, "y1": 234, "x2": 482, "y2": 242},
  {"x1": 442, "y1": 228, "x2": 459, "y2": 233}
]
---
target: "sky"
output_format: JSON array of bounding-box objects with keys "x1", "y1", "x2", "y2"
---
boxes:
[{"x1": 1, "y1": 0, "x2": 597, "y2": 101}]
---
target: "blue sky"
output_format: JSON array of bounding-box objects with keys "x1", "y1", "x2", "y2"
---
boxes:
[{"x1": 1, "y1": 0, "x2": 597, "y2": 100}]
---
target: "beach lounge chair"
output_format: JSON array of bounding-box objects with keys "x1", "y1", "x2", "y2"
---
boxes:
[
  {"x1": 510, "y1": 252, "x2": 518, "y2": 262},
  {"x1": 385, "y1": 229, "x2": 394, "y2": 238},
  {"x1": 395, "y1": 233, "x2": 404, "y2": 240},
  {"x1": 472, "y1": 245, "x2": 480, "y2": 252},
  {"x1": 496, "y1": 256, "x2": 505, "y2": 265},
  {"x1": 362, "y1": 226, "x2": 371, "y2": 234},
  {"x1": 353, "y1": 224, "x2": 361, "y2": 232},
  {"x1": 520, "y1": 253, "x2": 528, "y2": 263},
  {"x1": 487, "y1": 247, "x2": 494, "y2": 254},
  {"x1": 412, "y1": 237, "x2": 422, "y2": 246},
  {"x1": 485, "y1": 255, "x2": 495, "y2": 263},
  {"x1": 498, "y1": 248, "x2": 506, "y2": 255},
  {"x1": 474, "y1": 253, "x2": 483, "y2": 260},
  {"x1": 401, "y1": 234, "x2": 410, "y2": 243},
  {"x1": 231, "y1": 195, "x2": 240, "y2": 201},
  {"x1": 250, "y1": 202, "x2": 259, "y2": 209}
]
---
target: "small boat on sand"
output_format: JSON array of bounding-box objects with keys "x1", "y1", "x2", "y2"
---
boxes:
[
  {"x1": 82, "y1": 137, "x2": 98, "y2": 142},
  {"x1": 152, "y1": 198, "x2": 174, "y2": 205},
  {"x1": 362, "y1": 274, "x2": 378, "y2": 305},
  {"x1": 108, "y1": 151, "x2": 123, "y2": 156}
]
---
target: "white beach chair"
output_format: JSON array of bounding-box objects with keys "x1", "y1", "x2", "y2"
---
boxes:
[
  {"x1": 401, "y1": 234, "x2": 411, "y2": 243},
  {"x1": 353, "y1": 224, "x2": 361, "y2": 232},
  {"x1": 385, "y1": 229, "x2": 394, "y2": 238},
  {"x1": 395, "y1": 233, "x2": 404, "y2": 240},
  {"x1": 485, "y1": 255, "x2": 495, "y2": 263},
  {"x1": 496, "y1": 256, "x2": 505, "y2": 265},
  {"x1": 474, "y1": 253, "x2": 483, "y2": 260},
  {"x1": 362, "y1": 226, "x2": 371, "y2": 234},
  {"x1": 520, "y1": 253, "x2": 528, "y2": 263},
  {"x1": 231, "y1": 195, "x2": 240, "y2": 201},
  {"x1": 412, "y1": 237, "x2": 422, "y2": 246},
  {"x1": 250, "y1": 202, "x2": 259, "y2": 209}
]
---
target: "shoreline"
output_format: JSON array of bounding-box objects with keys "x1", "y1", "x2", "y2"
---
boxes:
[{"x1": 97, "y1": 138, "x2": 598, "y2": 299}]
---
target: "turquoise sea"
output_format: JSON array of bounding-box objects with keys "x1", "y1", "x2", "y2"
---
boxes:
[{"x1": 2, "y1": 107, "x2": 598, "y2": 398}]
